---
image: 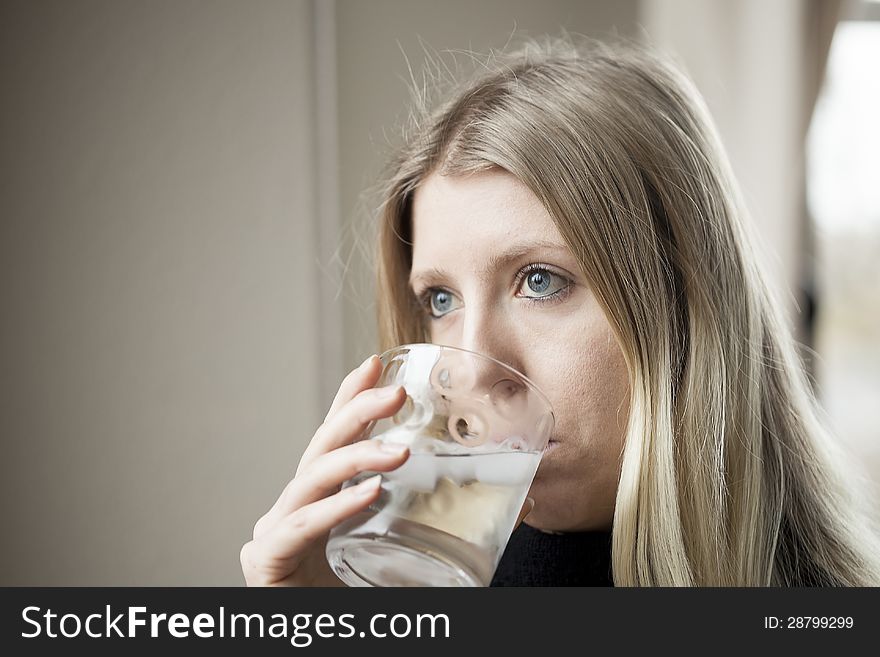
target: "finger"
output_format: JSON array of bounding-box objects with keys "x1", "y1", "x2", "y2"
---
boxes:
[
  {"x1": 324, "y1": 355, "x2": 382, "y2": 422},
  {"x1": 514, "y1": 497, "x2": 535, "y2": 530},
  {"x1": 243, "y1": 475, "x2": 384, "y2": 581},
  {"x1": 298, "y1": 384, "x2": 406, "y2": 475},
  {"x1": 260, "y1": 440, "x2": 409, "y2": 534}
]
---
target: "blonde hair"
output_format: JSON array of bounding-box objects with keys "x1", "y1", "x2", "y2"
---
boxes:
[{"x1": 371, "y1": 34, "x2": 880, "y2": 585}]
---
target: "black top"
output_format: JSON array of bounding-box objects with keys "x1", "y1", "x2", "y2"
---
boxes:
[{"x1": 490, "y1": 523, "x2": 614, "y2": 586}]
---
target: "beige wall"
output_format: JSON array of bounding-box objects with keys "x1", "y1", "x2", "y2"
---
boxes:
[{"x1": 0, "y1": 0, "x2": 322, "y2": 585}]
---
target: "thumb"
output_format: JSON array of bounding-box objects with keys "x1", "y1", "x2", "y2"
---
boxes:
[{"x1": 514, "y1": 497, "x2": 535, "y2": 529}]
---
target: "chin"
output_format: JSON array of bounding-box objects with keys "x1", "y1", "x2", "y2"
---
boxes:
[
  {"x1": 522, "y1": 481, "x2": 571, "y2": 530},
  {"x1": 525, "y1": 478, "x2": 614, "y2": 532}
]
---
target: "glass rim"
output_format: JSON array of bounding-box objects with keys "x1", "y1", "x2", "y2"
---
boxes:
[{"x1": 379, "y1": 342, "x2": 556, "y2": 421}]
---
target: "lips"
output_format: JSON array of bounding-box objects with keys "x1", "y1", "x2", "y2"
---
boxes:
[{"x1": 542, "y1": 440, "x2": 559, "y2": 454}]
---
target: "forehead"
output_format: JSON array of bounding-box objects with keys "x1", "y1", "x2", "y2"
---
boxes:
[{"x1": 410, "y1": 169, "x2": 565, "y2": 260}]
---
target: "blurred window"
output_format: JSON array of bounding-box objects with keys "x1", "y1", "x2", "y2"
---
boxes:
[{"x1": 807, "y1": 15, "x2": 880, "y2": 508}]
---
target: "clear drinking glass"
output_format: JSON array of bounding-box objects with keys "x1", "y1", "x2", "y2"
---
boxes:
[{"x1": 326, "y1": 343, "x2": 554, "y2": 587}]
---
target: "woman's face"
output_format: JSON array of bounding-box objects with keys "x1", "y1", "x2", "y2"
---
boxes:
[{"x1": 409, "y1": 168, "x2": 630, "y2": 532}]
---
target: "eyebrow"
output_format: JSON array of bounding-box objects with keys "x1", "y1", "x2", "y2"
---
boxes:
[{"x1": 408, "y1": 240, "x2": 571, "y2": 291}]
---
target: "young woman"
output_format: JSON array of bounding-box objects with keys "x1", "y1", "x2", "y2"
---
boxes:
[{"x1": 241, "y1": 36, "x2": 880, "y2": 586}]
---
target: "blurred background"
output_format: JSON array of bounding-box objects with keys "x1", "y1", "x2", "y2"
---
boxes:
[{"x1": 0, "y1": 0, "x2": 877, "y2": 585}]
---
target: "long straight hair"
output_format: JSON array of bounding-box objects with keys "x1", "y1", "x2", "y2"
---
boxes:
[{"x1": 371, "y1": 35, "x2": 880, "y2": 585}]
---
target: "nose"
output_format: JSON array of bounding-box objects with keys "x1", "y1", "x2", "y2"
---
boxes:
[
  {"x1": 455, "y1": 300, "x2": 525, "y2": 379},
  {"x1": 431, "y1": 304, "x2": 538, "y2": 448}
]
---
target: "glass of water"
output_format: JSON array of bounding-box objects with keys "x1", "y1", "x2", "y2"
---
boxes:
[{"x1": 326, "y1": 343, "x2": 554, "y2": 587}]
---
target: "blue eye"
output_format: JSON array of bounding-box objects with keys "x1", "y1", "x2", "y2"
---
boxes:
[
  {"x1": 426, "y1": 289, "x2": 459, "y2": 318},
  {"x1": 517, "y1": 267, "x2": 568, "y2": 299},
  {"x1": 526, "y1": 271, "x2": 551, "y2": 293},
  {"x1": 418, "y1": 265, "x2": 571, "y2": 321}
]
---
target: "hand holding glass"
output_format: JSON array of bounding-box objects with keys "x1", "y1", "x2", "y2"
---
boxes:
[{"x1": 326, "y1": 344, "x2": 554, "y2": 587}]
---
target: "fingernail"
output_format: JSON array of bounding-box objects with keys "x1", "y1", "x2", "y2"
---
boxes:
[
  {"x1": 379, "y1": 441, "x2": 408, "y2": 456},
  {"x1": 359, "y1": 354, "x2": 377, "y2": 372},
  {"x1": 375, "y1": 384, "x2": 401, "y2": 399},
  {"x1": 354, "y1": 474, "x2": 382, "y2": 495},
  {"x1": 526, "y1": 497, "x2": 535, "y2": 512}
]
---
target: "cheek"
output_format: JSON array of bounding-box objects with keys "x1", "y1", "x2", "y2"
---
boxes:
[
  {"x1": 523, "y1": 320, "x2": 629, "y2": 530},
  {"x1": 529, "y1": 319, "x2": 630, "y2": 449}
]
